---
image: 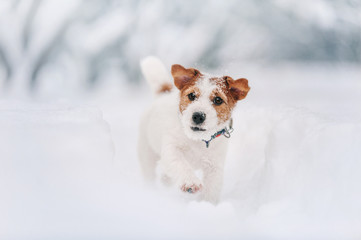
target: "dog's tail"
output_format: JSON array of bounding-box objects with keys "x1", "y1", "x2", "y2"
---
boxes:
[{"x1": 140, "y1": 56, "x2": 173, "y2": 96}]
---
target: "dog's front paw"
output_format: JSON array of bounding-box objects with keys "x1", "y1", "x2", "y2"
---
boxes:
[
  {"x1": 181, "y1": 183, "x2": 202, "y2": 193},
  {"x1": 180, "y1": 177, "x2": 203, "y2": 194}
]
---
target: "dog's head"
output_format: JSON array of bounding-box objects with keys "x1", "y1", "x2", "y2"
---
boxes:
[{"x1": 171, "y1": 64, "x2": 250, "y2": 140}]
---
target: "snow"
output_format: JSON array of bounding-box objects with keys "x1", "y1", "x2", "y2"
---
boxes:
[
  {"x1": 1, "y1": 64, "x2": 361, "y2": 239},
  {"x1": 1, "y1": 0, "x2": 360, "y2": 238}
]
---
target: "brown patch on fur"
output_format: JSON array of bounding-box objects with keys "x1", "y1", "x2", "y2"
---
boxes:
[
  {"x1": 171, "y1": 64, "x2": 202, "y2": 90},
  {"x1": 209, "y1": 76, "x2": 250, "y2": 124},
  {"x1": 227, "y1": 77, "x2": 250, "y2": 101},
  {"x1": 210, "y1": 76, "x2": 250, "y2": 101},
  {"x1": 208, "y1": 78, "x2": 236, "y2": 124},
  {"x1": 179, "y1": 85, "x2": 200, "y2": 113},
  {"x1": 209, "y1": 88, "x2": 234, "y2": 123},
  {"x1": 171, "y1": 64, "x2": 202, "y2": 113},
  {"x1": 157, "y1": 83, "x2": 173, "y2": 94}
]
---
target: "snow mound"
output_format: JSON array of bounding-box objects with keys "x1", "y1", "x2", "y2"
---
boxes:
[{"x1": 1, "y1": 99, "x2": 360, "y2": 239}]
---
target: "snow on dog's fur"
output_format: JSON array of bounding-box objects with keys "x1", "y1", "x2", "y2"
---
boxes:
[{"x1": 138, "y1": 56, "x2": 250, "y2": 203}]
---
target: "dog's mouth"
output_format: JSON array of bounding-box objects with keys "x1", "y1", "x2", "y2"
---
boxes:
[{"x1": 191, "y1": 126, "x2": 206, "y2": 132}]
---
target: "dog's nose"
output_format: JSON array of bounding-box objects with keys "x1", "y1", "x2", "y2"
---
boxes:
[{"x1": 192, "y1": 112, "x2": 206, "y2": 125}]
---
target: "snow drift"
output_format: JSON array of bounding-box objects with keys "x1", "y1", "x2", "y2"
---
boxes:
[{"x1": 1, "y1": 64, "x2": 361, "y2": 239}]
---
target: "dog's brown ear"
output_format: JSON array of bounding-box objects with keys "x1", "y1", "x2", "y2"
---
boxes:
[
  {"x1": 171, "y1": 64, "x2": 200, "y2": 90},
  {"x1": 227, "y1": 77, "x2": 250, "y2": 101}
]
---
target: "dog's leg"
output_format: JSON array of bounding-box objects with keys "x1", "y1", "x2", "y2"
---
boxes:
[
  {"x1": 160, "y1": 174, "x2": 173, "y2": 187},
  {"x1": 159, "y1": 143, "x2": 202, "y2": 193},
  {"x1": 201, "y1": 162, "x2": 224, "y2": 204}
]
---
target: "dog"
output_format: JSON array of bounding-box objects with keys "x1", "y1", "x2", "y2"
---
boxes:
[{"x1": 138, "y1": 56, "x2": 250, "y2": 203}]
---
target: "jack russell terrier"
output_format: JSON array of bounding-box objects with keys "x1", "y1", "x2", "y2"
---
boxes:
[{"x1": 138, "y1": 56, "x2": 250, "y2": 203}]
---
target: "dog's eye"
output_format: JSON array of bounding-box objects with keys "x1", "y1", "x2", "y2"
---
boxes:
[
  {"x1": 213, "y1": 96, "x2": 223, "y2": 105},
  {"x1": 188, "y1": 92, "x2": 196, "y2": 101}
]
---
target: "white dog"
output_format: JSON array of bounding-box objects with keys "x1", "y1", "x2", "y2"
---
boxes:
[{"x1": 138, "y1": 57, "x2": 250, "y2": 203}]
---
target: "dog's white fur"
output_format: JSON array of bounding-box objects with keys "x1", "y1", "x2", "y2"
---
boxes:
[{"x1": 138, "y1": 56, "x2": 231, "y2": 203}]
